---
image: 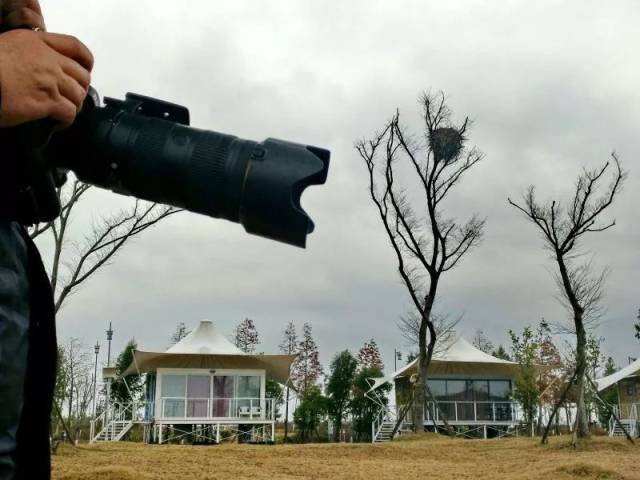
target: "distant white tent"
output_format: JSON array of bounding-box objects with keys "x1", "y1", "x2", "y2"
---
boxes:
[
  {"x1": 596, "y1": 358, "x2": 640, "y2": 392},
  {"x1": 165, "y1": 320, "x2": 244, "y2": 355},
  {"x1": 121, "y1": 320, "x2": 295, "y2": 384},
  {"x1": 369, "y1": 335, "x2": 519, "y2": 391}
]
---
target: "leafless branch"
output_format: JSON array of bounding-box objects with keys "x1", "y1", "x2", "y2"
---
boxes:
[
  {"x1": 553, "y1": 260, "x2": 608, "y2": 331},
  {"x1": 508, "y1": 151, "x2": 626, "y2": 443},
  {"x1": 29, "y1": 177, "x2": 181, "y2": 313},
  {"x1": 54, "y1": 201, "x2": 179, "y2": 312},
  {"x1": 397, "y1": 310, "x2": 460, "y2": 355},
  {"x1": 356, "y1": 90, "x2": 484, "y2": 432}
]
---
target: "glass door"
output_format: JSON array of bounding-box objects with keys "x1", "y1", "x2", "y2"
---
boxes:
[
  {"x1": 186, "y1": 375, "x2": 210, "y2": 417},
  {"x1": 237, "y1": 376, "x2": 261, "y2": 418},
  {"x1": 212, "y1": 376, "x2": 234, "y2": 417}
]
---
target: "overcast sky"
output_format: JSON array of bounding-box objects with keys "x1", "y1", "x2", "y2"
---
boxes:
[{"x1": 41, "y1": 0, "x2": 639, "y2": 373}]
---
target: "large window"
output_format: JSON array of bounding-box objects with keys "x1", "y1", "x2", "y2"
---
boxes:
[
  {"x1": 425, "y1": 378, "x2": 513, "y2": 421},
  {"x1": 488, "y1": 380, "x2": 511, "y2": 401},
  {"x1": 161, "y1": 375, "x2": 186, "y2": 417},
  {"x1": 160, "y1": 373, "x2": 263, "y2": 418}
]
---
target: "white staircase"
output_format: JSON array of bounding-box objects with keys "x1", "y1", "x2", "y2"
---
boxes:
[
  {"x1": 609, "y1": 419, "x2": 637, "y2": 438},
  {"x1": 608, "y1": 404, "x2": 638, "y2": 438},
  {"x1": 374, "y1": 421, "x2": 397, "y2": 443},
  {"x1": 93, "y1": 420, "x2": 135, "y2": 442},
  {"x1": 91, "y1": 402, "x2": 147, "y2": 443},
  {"x1": 372, "y1": 406, "x2": 413, "y2": 443}
]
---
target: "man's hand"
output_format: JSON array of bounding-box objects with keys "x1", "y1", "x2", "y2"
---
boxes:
[
  {"x1": 0, "y1": 29, "x2": 93, "y2": 127},
  {"x1": 0, "y1": 0, "x2": 46, "y2": 31}
]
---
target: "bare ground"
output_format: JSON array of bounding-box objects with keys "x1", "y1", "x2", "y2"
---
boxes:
[{"x1": 52, "y1": 435, "x2": 640, "y2": 480}]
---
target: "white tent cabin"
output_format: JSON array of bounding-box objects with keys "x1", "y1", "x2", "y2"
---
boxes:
[
  {"x1": 369, "y1": 336, "x2": 522, "y2": 441},
  {"x1": 91, "y1": 320, "x2": 295, "y2": 444},
  {"x1": 596, "y1": 358, "x2": 640, "y2": 437}
]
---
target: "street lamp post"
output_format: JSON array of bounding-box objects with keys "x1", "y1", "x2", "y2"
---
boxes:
[
  {"x1": 93, "y1": 341, "x2": 100, "y2": 417},
  {"x1": 394, "y1": 349, "x2": 402, "y2": 371}
]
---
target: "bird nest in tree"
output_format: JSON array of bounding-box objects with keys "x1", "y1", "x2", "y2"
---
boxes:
[{"x1": 429, "y1": 127, "x2": 464, "y2": 163}]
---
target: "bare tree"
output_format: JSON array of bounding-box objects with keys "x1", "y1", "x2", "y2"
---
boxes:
[
  {"x1": 279, "y1": 321, "x2": 298, "y2": 442},
  {"x1": 60, "y1": 338, "x2": 93, "y2": 421},
  {"x1": 472, "y1": 329, "x2": 494, "y2": 354},
  {"x1": 356, "y1": 91, "x2": 485, "y2": 432},
  {"x1": 169, "y1": 322, "x2": 191, "y2": 346},
  {"x1": 397, "y1": 310, "x2": 459, "y2": 356},
  {"x1": 508, "y1": 153, "x2": 625, "y2": 444},
  {"x1": 30, "y1": 178, "x2": 179, "y2": 312}
]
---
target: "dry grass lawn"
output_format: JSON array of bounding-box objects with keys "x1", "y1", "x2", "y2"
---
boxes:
[{"x1": 53, "y1": 434, "x2": 640, "y2": 480}]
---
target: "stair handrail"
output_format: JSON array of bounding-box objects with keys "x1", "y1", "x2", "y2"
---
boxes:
[
  {"x1": 372, "y1": 405, "x2": 386, "y2": 443},
  {"x1": 372, "y1": 404, "x2": 396, "y2": 443},
  {"x1": 89, "y1": 409, "x2": 106, "y2": 443},
  {"x1": 93, "y1": 401, "x2": 131, "y2": 442},
  {"x1": 608, "y1": 415, "x2": 615, "y2": 436}
]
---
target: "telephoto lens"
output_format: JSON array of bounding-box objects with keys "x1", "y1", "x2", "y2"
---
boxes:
[{"x1": 46, "y1": 91, "x2": 330, "y2": 247}]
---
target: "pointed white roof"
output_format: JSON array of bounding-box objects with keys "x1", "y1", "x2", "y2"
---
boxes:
[
  {"x1": 596, "y1": 358, "x2": 640, "y2": 392},
  {"x1": 368, "y1": 334, "x2": 517, "y2": 392},
  {"x1": 165, "y1": 320, "x2": 244, "y2": 355},
  {"x1": 433, "y1": 336, "x2": 515, "y2": 364}
]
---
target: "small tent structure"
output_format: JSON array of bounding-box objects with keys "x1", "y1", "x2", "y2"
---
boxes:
[
  {"x1": 369, "y1": 335, "x2": 522, "y2": 441},
  {"x1": 92, "y1": 320, "x2": 295, "y2": 444},
  {"x1": 596, "y1": 358, "x2": 640, "y2": 436}
]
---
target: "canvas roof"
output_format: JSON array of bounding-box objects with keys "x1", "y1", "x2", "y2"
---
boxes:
[
  {"x1": 119, "y1": 320, "x2": 295, "y2": 384},
  {"x1": 596, "y1": 358, "x2": 640, "y2": 392},
  {"x1": 368, "y1": 335, "x2": 519, "y2": 392},
  {"x1": 166, "y1": 319, "x2": 244, "y2": 355}
]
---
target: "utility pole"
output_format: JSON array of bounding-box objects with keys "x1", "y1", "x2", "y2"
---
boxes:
[{"x1": 105, "y1": 322, "x2": 114, "y2": 438}]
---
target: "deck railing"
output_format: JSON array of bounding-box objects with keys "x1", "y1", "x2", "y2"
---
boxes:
[
  {"x1": 158, "y1": 397, "x2": 275, "y2": 421},
  {"x1": 613, "y1": 403, "x2": 638, "y2": 421},
  {"x1": 425, "y1": 401, "x2": 520, "y2": 423},
  {"x1": 422, "y1": 401, "x2": 520, "y2": 423},
  {"x1": 392, "y1": 401, "x2": 520, "y2": 424}
]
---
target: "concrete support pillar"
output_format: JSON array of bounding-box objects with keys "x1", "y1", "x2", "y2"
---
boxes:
[{"x1": 483, "y1": 424, "x2": 487, "y2": 439}]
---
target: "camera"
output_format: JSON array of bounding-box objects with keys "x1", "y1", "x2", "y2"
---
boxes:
[{"x1": 2, "y1": 88, "x2": 330, "y2": 248}]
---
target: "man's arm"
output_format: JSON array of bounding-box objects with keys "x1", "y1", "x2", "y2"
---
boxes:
[{"x1": 0, "y1": 0, "x2": 93, "y2": 127}]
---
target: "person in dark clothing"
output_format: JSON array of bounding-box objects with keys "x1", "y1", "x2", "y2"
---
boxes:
[{"x1": 0, "y1": 2, "x2": 93, "y2": 478}]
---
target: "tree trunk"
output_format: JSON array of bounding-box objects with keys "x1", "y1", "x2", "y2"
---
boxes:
[
  {"x1": 333, "y1": 413, "x2": 342, "y2": 442},
  {"x1": 412, "y1": 286, "x2": 449, "y2": 433},
  {"x1": 556, "y1": 254, "x2": 590, "y2": 443},
  {"x1": 412, "y1": 289, "x2": 436, "y2": 432},
  {"x1": 537, "y1": 404, "x2": 544, "y2": 436},
  {"x1": 573, "y1": 317, "x2": 590, "y2": 442}
]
